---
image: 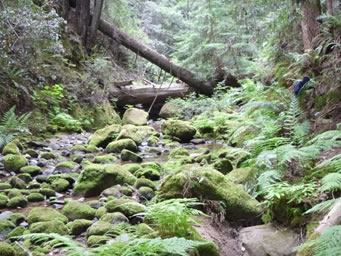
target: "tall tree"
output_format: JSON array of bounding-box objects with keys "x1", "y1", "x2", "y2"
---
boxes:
[
  {"x1": 88, "y1": 0, "x2": 105, "y2": 50},
  {"x1": 327, "y1": 0, "x2": 339, "y2": 15},
  {"x1": 75, "y1": 0, "x2": 91, "y2": 45},
  {"x1": 300, "y1": 0, "x2": 321, "y2": 50}
]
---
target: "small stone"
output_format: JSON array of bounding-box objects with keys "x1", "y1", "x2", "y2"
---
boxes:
[{"x1": 40, "y1": 152, "x2": 55, "y2": 160}]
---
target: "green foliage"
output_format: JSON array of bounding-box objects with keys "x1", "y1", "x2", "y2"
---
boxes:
[
  {"x1": 33, "y1": 84, "x2": 64, "y2": 115},
  {"x1": 136, "y1": 198, "x2": 206, "y2": 238},
  {"x1": 51, "y1": 113, "x2": 82, "y2": 132},
  {"x1": 313, "y1": 226, "x2": 341, "y2": 256},
  {"x1": 304, "y1": 198, "x2": 340, "y2": 215},
  {"x1": 0, "y1": 106, "x2": 31, "y2": 149},
  {"x1": 321, "y1": 173, "x2": 341, "y2": 192}
]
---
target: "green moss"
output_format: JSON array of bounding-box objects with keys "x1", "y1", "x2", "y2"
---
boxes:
[
  {"x1": 105, "y1": 139, "x2": 137, "y2": 153},
  {"x1": 86, "y1": 145, "x2": 100, "y2": 153},
  {"x1": 147, "y1": 136, "x2": 159, "y2": 146},
  {"x1": 0, "y1": 220, "x2": 16, "y2": 239},
  {"x1": 7, "y1": 196, "x2": 28, "y2": 208},
  {"x1": 20, "y1": 166, "x2": 42, "y2": 176},
  {"x1": 161, "y1": 120, "x2": 197, "y2": 142},
  {"x1": 213, "y1": 159, "x2": 233, "y2": 174},
  {"x1": 105, "y1": 199, "x2": 146, "y2": 217},
  {"x1": 116, "y1": 124, "x2": 154, "y2": 145},
  {"x1": 0, "y1": 242, "x2": 15, "y2": 256},
  {"x1": 121, "y1": 149, "x2": 142, "y2": 163},
  {"x1": 88, "y1": 124, "x2": 121, "y2": 148},
  {"x1": 29, "y1": 220, "x2": 69, "y2": 235},
  {"x1": 7, "y1": 213, "x2": 26, "y2": 225},
  {"x1": 0, "y1": 183, "x2": 11, "y2": 190},
  {"x1": 93, "y1": 154, "x2": 117, "y2": 164},
  {"x1": 121, "y1": 163, "x2": 142, "y2": 174},
  {"x1": 226, "y1": 167, "x2": 255, "y2": 184},
  {"x1": 136, "y1": 223, "x2": 155, "y2": 237},
  {"x1": 99, "y1": 212, "x2": 129, "y2": 224},
  {"x1": 55, "y1": 161, "x2": 77, "y2": 172},
  {"x1": 8, "y1": 226, "x2": 26, "y2": 238},
  {"x1": 51, "y1": 178, "x2": 70, "y2": 192},
  {"x1": 4, "y1": 154, "x2": 28, "y2": 173},
  {"x1": 68, "y1": 219, "x2": 93, "y2": 236},
  {"x1": 62, "y1": 200, "x2": 96, "y2": 221},
  {"x1": 23, "y1": 149, "x2": 39, "y2": 158},
  {"x1": 135, "y1": 168, "x2": 160, "y2": 180},
  {"x1": 122, "y1": 108, "x2": 149, "y2": 126},
  {"x1": 0, "y1": 194, "x2": 9, "y2": 208},
  {"x1": 39, "y1": 188, "x2": 56, "y2": 198},
  {"x1": 7, "y1": 189, "x2": 22, "y2": 198},
  {"x1": 27, "y1": 207, "x2": 68, "y2": 224},
  {"x1": 138, "y1": 186, "x2": 155, "y2": 200},
  {"x1": 71, "y1": 145, "x2": 86, "y2": 152},
  {"x1": 40, "y1": 152, "x2": 55, "y2": 160},
  {"x1": 86, "y1": 221, "x2": 118, "y2": 237},
  {"x1": 87, "y1": 235, "x2": 110, "y2": 248},
  {"x1": 2, "y1": 142, "x2": 20, "y2": 155},
  {"x1": 95, "y1": 207, "x2": 107, "y2": 219},
  {"x1": 135, "y1": 178, "x2": 156, "y2": 190},
  {"x1": 27, "y1": 192, "x2": 44, "y2": 202}
]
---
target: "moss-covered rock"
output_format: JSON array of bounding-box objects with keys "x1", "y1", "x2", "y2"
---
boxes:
[
  {"x1": 40, "y1": 152, "x2": 55, "y2": 160},
  {"x1": 105, "y1": 199, "x2": 146, "y2": 218},
  {"x1": 121, "y1": 163, "x2": 142, "y2": 174},
  {"x1": 39, "y1": 188, "x2": 56, "y2": 198},
  {"x1": 138, "y1": 186, "x2": 155, "y2": 200},
  {"x1": 4, "y1": 154, "x2": 28, "y2": 173},
  {"x1": 226, "y1": 167, "x2": 255, "y2": 184},
  {"x1": 147, "y1": 135, "x2": 159, "y2": 146},
  {"x1": 161, "y1": 120, "x2": 197, "y2": 142},
  {"x1": 159, "y1": 102, "x2": 182, "y2": 119},
  {"x1": 20, "y1": 166, "x2": 42, "y2": 177},
  {"x1": 86, "y1": 221, "x2": 118, "y2": 237},
  {"x1": 135, "y1": 168, "x2": 160, "y2": 180},
  {"x1": 105, "y1": 139, "x2": 137, "y2": 153},
  {"x1": 8, "y1": 226, "x2": 26, "y2": 238},
  {"x1": 51, "y1": 178, "x2": 70, "y2": 192},
  {"x1": 87, "y1": 235, "x2": 110, "y2": 247},
  {"x1": 88, "y1": 124, "x2": 121, "y2": 148},
  {"x1": 213, "y1": 159, "x2": 233, "y2": 174},
  {"x1": 95, "y1": 207, "x2": 107, "y2": 219},
  {"x1": 0, "y1": 194, "x2": 9, "y2": 208},
  {"x1": 54, "y1": 161, "x2": 78, "y2": 173},
  {"x1": 29, "y1": 220, "x2": 69, "y2": 235},
  {"x1": 0, "y1": 242, "x2": 15, "y2": 256},
  {"x1": 0, "y1": 183, "x2": 11, "y2": 190},
  {"x1": 159, "y1": 165, "x2": 262, "y2": 221},
  {"x1": 0, "y1": 220, "x2": 16, "y2": 239},
  {"x1": 86, "y1": 145, "x2": 100, "y2": 153},
  {"x1": 135, "y1": 178, "x2": 156, "y2": 190},
  {"x1": 68, "y1": 219, "x2": 93, "y2": 236},
  {"x1": 27, "y1": 207, "x2": 68, "y2": 224},
  {"x1": 7, "y1": 213, "x2": 25, "y2": 225},
  {"x1": 122, "y1": 108, "x2": 148, "y2": 126},
  {"x1": 9, "y1": 177, "x2": 27, "y2": 189},
  {"x1": 7, "y1": 196, "x2": 28, "y2": 208},
  {"x1": 100, "y1": 185, "x2": 122, "y2": 198},
  {"x1": 169, "y1": 148, "x2": 190, "y2": 158},
  {"x1": 99, "y1": 212, "x2": 129, "y2": 224},
  {"x1": 93, "y1": 154, "x2": 117, "y2": 164},
  {"x1": 121, "y1": 149, "x2": 142, "y2": 163},
  {"x1": 23, "y1": 149, "x2": 39, "y2": 158},
  {"x1": 71, "y1": 145, "x2": 86, "y2": 152},
  {"x1": 2, "y1": 142, "x2": 20, "y2": 155},
  {"x1": 7, "y1": 189, "x2": 22, "y2": 198},
  {"x1": 73, "y1": 164, "x2": 136, "y2": 197},
  {"x1": 116, "y1": 124, "x2": 154, "y2": 145},
  {"x1": 27, "y1": 192, "x2": 44, "y2": 202},
  {"x1": 62, "y1": 200, "x2": 96, "y2": 221}
]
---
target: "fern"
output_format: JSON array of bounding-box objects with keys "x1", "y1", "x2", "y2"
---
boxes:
[
  {"x1": 316, "y1": 153, "x2": 341, "y2": 173},
  {"x1": 314, "y1": 226, "x2": 341, "y2": 256},
  {"x1": 304, "y1": 198, "x2": 341, "y2": 214},
  {"x1": 321, "y1": 173, "x2": 341, "y2": 192},
  {"x1": 256, "y1": 170, "x2": 282, "y2": 191}
]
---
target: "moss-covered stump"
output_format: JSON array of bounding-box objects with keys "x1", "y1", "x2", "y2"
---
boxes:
[
  {"x1": 161, "y1": 120, "x2": 197, "y2": 142},
  {"x1": 20, "y1": 166, "x2": 42, "y2": 177},
  {"x1": 2, "y1": 142, "x2": 20, "y2": 155},
  {"x1": 27, "y1": 207, "x2": 68, "y2": 224},
  {"x1": 105, "y1": 139, "x2": 137, "y2": 153},
  {"x1": 0, "y1": 220, "x2": 16, "y2": 239},
  {"x1": 159, "y1": 165, "x2": 262, "y2": 221},
  {"x1": 62, "y1": 200, "x2": 96, "y2": 221},
  {"x1": 73, "y1": 164, "x2": 136, "y2": 197},
  {"x1": 116, "y1": 124, "x2": 154, "y2": 145},
  {"x1": 99, "y1": 212, "x2": 129, "y2": 224},
  {"x1": 68, "y1": 219, "x2": 93, "y2": 236},
  {"x1": 4, "y1": 154, "x2": 28, "y2": 173},
  {"x1": 29, "y1": 220, "x2": 69, "y2": 235},
  {"x1": 122, "y1": 108, "x2": 149, "y2": 126},
  {"x1": 0, "y1": 242, "x2": 15, "y2": 256},
  {"x1": 121, "y1": 149, "x2": 143, "y2": 163},
  {"x1": 105, "y1": 199, "x2": 146, "y2": 218},
  {"x1": 88, "y1": 124, "x2": 121, "y2": 148}
]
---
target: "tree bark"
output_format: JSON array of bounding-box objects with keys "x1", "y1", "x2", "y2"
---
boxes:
[
  {"x1": 87, "y1": 0, "x2": 104, "y2": 50},
  {"x1": 98, "y1": 19, "x2": 214, "y2": 95},
  {"x1": 62, "y1": 0, "x2": 69, "y2": 20},
  {"x1": 327, "y1": 0, "x2": 338, "y2": 15},
  {"x1": 301, "y1": 0, "x2": 321, "y2": 50},
  {"x1": 75, "y1": 0, "x2": 91, "y2": 44}
]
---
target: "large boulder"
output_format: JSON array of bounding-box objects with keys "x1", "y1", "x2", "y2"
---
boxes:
[
  {"x1": 0, "y1": 220, "x2": 16, "y2": 240},
  {"x1": 105, "y1": 139, "x2": 137, "y2": 153},
  {"x1": 158, "y1": 165, "x2": 262, "y2": 221},
  {"x1": 73, "y1": 164, "x2": 136, "y2": 197},
  {"x1": 62, "y1": 200, "x2": 96, "y2": 221},
  {"x1": 161, "y1": 120, "x2": 197, "y2": 142},
  {"x1": 116, "y1": 124, "x2": 154, "y2": 145},
  {"x1": 159, "y1": 102, "x2": 182, "y2": 119},
  {"x1": 122, "y1": 108, "x2": 148, "y2": 126},
  {"x1": 88, "y1": 124, "x2": 121, "y2": 148},
  {"x1": 239, "y1": 224, "x2": 300, "y2": 256},
  {"x1": 4, "y1": 154, "x2": 27, "y2": 173},
  {"x1": 2, "y1": 142, "x2": 20, "y2": 155},
  {"x1": 27, "y1": 207, "x2": 68, "y2": 224},
  {"x1": 29, "y1": 220, "x2": 69, "y2": 235}
]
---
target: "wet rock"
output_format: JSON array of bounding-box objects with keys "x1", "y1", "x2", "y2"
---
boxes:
[
  {"x1": 27, "y1": 192, "x2": 44, "y2": 202},
  {"x1": 0, "y1": 195, "x2": 9, "y2": 208},
  {"x1": 54, "y1": 161, "x2": 78, "y2": 173},
  {"x1": 159, "y1": 165, "x2": 262, "y2": 222},
  {"x1": 7, "y1": 213, "x2": 25, "y2": 225},
  {"x1": 116, "y1": 124, "x2": 154, "y2": 145},
  {"x1": 135, "y1": 178, "x2": 156, "y2": 190},
  {"x1": 99, "y1": 212, "x2": 129, "y2": 224},
  {"x1": 51, "y1": 178, "x2": 71, "y2": 192},
  {"x1": 105, "y1": 139, "x2": 137, "y2": 153},
  {"x1": 105, "y1": 199, "x2": 146, "y2": 218},
  {"x1": 88, "y1": 124, "x2": 121, "y2": 148},
  {"x1": 7, "y1": 189, "x2": 23, "y2": 198},
  {"x1": 135, "y1": 168, "x2": 160, "y2": 180},
  {"x1": 27, "y1": 207, "x2": 68, "y2": 224},
  {"x1": 2, "y1": 142, "x2": 20, "y2": 155},
  {"x1": 71, "y1": 145, "x2": 86, "y2": 152},
  {"x1": 28, "y1": 181, "x2": 41, "y2": 189},
  {"x1": 72, "y1": 154, "x2": 84, "y2": 164},
  {"x1": 121, "y1": 149, "x2": 143, "y2": 163},
  {"x1": 9, "y1": 177, "x2": 27, "y2": 189},
  {"x1": 161, "y1": 120, "x2": 197, "y2": 142},
  {"x1": 0, "y1": 211, "x2": 13, "y2": 221},
  {"x1": 101, "y1": 186, "x2": 123, "y2": 199},
  {"x1": 159, "y1": 102, "x2": 182, "y2": 119},
  {"x1": 213, "y1": 159, "x2": 233, "y2": 174},
  {"x1": 147, "y1": 135, "x2": 159, "y2": 146},
  {"x1": 86, "y1": 221, "x2": 118, "y2": 237},
  {"x1": 7, "y1": 196, "x2": 28, "y2": 208},
  {"x1": 95, "y1": 207, "x2": 107, "y2": 219},
  {"x1": 0, "y1": 220, "x2": 16, "y2": 239},
  {"x1": 169, "y1": 148, "x2": 190, "y2": 158},
  {"x1": 17, "y1": 173, "x2": 32, "y2": 184},
  {"x1": 4, "y1": 154, "x2": 28, "y2": 173},
  {"x1": 23, "y1": 149, "x2": 39, "y2": 158},
  {"x1": 122, "y1": 108, "x2": 148, "y2": 126},
  {"x1": 62, "y1": 200, "x2": 96, "y2": 221},
  {"x1": 0, "y1": 242, "x2": 15, "y2": 256},
  {"x1": 27, "y1": 141, "x2": 48, "y2": 148},
  {"x1": 93, "y1": 154, "x2": 117, "y2": 164},
  {"x1": 68, "y1": 219, "x2": 93, "y2": 236},
  {"x1": 240, "y1": 224, "x2": 300, "y2": 256},
  {"x1": 39, "y1": 188, "x2": 56, "y2": 198},
  {"x1": 40, "y1": 152, "x2": 56, "y2": 160},
  {"x1": 138, "y1": 186, "x2": 155, "y2": 200},
  {"x1": 20, "y1": 165, "x2": 42, "y2": 176},
  {"x1": 87, "y1": 235, "x2": 110, "y2": 247},
  {"x1": 29, "y1": 220, "x2": 69, "y2": 235},
  {"x1": 190, "y1": 138, "x2": 206, "y2": 144}
]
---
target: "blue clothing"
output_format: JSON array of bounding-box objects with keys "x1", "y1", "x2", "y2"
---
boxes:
[{"x1": 294, "y1": 77, "x2": 310, "y2": 95}]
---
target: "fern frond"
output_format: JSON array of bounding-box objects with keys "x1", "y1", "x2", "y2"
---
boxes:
[
  {"x1": 275, "y1": 144, "x2": 307, "y2": 165},
  {"x1": 314, "y1": 226, "x2": 341, "y2": 256},
  {"x1": 321, "y1": 173, "x2": 341, "y2": 192},
  {"x1": 257, "y1": 170, "x2": 282, "y2": 191},
  {"x1": 304, "y1": 198, "x2": 341, "y2": 214},
  {"x1": 316, "y1": 153, "x2": 341, "y2": 173}
]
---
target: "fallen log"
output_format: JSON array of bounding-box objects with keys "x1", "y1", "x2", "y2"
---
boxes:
[{"x1": 109, "y1": 83, "x2": 190, "y2": 106}]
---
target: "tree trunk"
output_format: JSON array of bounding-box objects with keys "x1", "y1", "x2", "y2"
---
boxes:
[
  {"x1": 62, "y1": 0, "x2": 69, "y2": 20},
  {"x1": 301, "y1": 0, "x2": 321, "y2": 50},
  {"x1": 98, "y1": 19, "x2": 214, "y2": 95},
  {"x1": 75, "y1": 0, "x2": 90, "y2": 45},
  {"x1": 327, "y1": 0, "x2": 338, "y2": 15},
  {"x1": 87, "y1": 0, "x2": 104, "y2": 50}
]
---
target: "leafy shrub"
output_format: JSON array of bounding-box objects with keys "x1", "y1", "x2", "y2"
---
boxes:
[
  {"x1": 51, "y1": 113, "x2": 82, "y2": 132},
  {"x1": 33, "y1": 84, "x2": 64, "y2": 115}
]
